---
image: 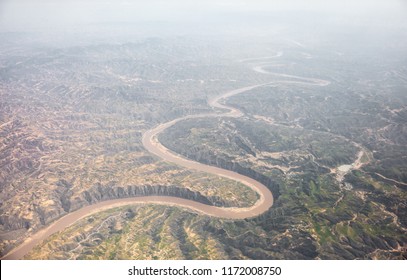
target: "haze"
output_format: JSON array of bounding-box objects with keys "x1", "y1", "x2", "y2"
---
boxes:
[
  {"x1": 1, "y1": 0, "x2": 406, "y2": 34},
  {"x1": 1, "y1": 0, "x2": 407, "y2": 263}
]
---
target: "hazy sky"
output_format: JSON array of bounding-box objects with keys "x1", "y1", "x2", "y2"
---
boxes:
[{"x1": 0, "y1": 0, "x2": 406, "y2": 32}]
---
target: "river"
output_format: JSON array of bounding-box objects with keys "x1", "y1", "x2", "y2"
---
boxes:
[
  {"x1": 2, "y1": 84, "x2": 275, "y2": 260},
  {"x1": 3, "y1": 52, "x2": 332, "y2": 260}
]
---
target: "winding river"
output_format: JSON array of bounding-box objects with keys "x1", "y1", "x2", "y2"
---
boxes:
[{"x1": 2, "y1": 52, "x2": 330, "y2": 260}]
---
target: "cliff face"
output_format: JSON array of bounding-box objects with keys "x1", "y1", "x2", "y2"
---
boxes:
[
  {"x1": 158, "y1": 137, "x2": 281, "y2": 200},
  {"x1": 0, "y1": 183, "x2": 240, "y2": 233},
  {"x1": 189, "y1": 153, "x2": 281, "y2": 200},
  {"x1": 76, "y1": 183, "x2": 230, "y2": 210},
  {"x1": 1, "y1": 182, "x2": 245, "y2": 257}
]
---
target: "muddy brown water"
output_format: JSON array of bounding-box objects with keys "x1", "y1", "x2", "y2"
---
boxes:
[{"x1": 2, "y1": 83, "x2": 274, "y2": 260}]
